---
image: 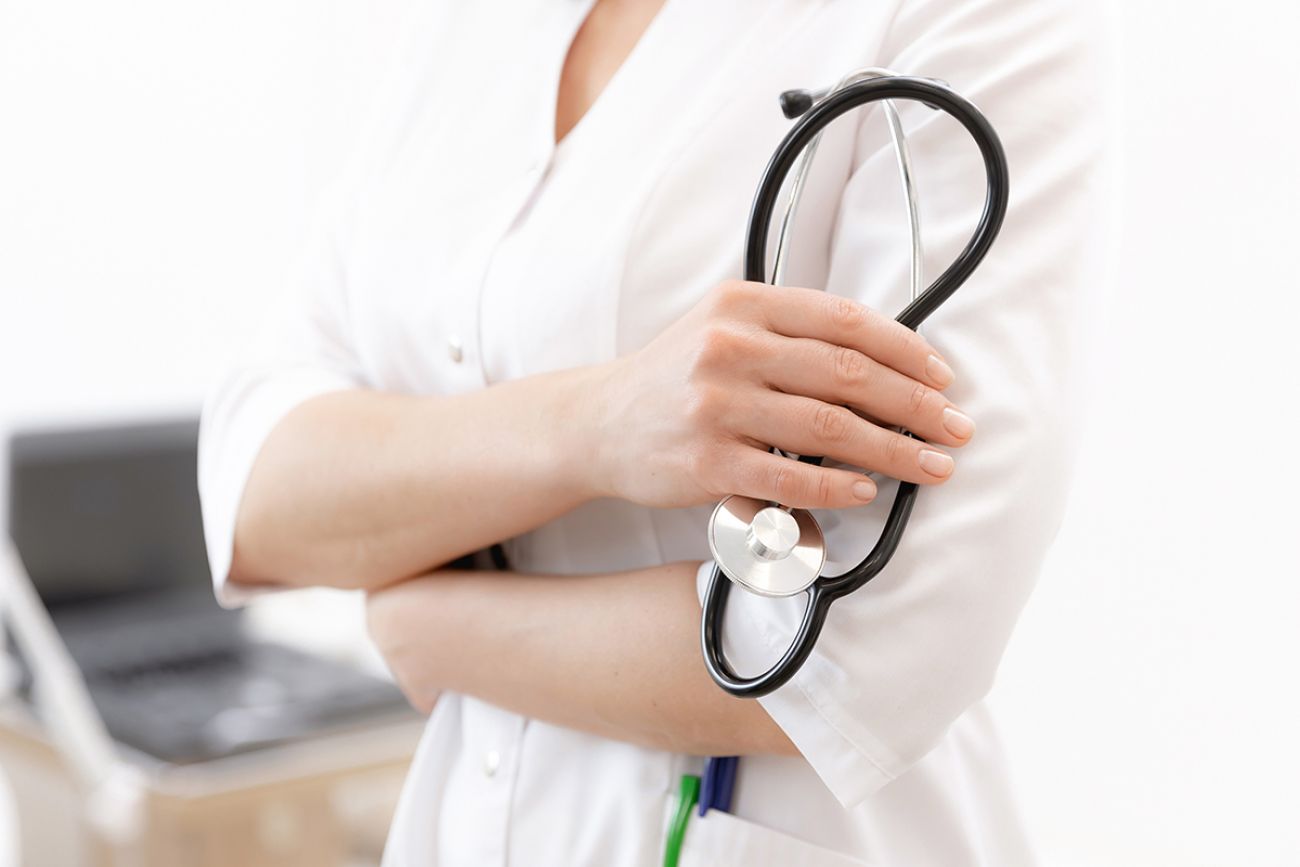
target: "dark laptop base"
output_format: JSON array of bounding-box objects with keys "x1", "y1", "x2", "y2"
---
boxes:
[{"x1": 7, "y1": 418, "x2": 415, "y2": 765}]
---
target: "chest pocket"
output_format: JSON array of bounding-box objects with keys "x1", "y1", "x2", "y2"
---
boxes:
[{"x1": 678, "y1": 809, "x2": 872, "y2": 867}]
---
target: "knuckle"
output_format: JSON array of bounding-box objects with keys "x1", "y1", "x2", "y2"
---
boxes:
[
  {"x1": 732, "y1": 456, "x2": 762, "y2": 497},
  {"x1": 712, "y1": 280, "x2": 752, "y2": 313},
  {"x1": 893, "y1": 323, "x2": 921, "y2": 357},
  {"x1": 685, "y1": 445, "x2": 720, "y2": 492},
  {"x1": 695, "y1": 324, "x2": 745, "y2": 368},
  {"x1": 768, "y1": 464, "x2": 789, "y2": 498},
  {"x1": 827, "y1": 295, "x2": 865, "y2": 331},
  {"x1": 682, "y1": 383, "x2": 717, "y2": 427},
  {"x1": 908, "y1": 383, "x2": 931, "y2": 415},
  {"x1": 812, "y1": 470, "x2": 835, "y2": 506},
  {"x1": 882, "y1": 432, "x2": 907, "y2": 467},
  {"x1": 770, "y1": 464, "x2": 801, "y2": 501},
  {"x1": 831, "y1": 346, "x2": 867, "y2": 388},
  {"x1": 682, "y1": 442, "x2": 706, "y2": 475},
  {"x1": 812, "y1": 404, "x2": 851, "y2": 444}
]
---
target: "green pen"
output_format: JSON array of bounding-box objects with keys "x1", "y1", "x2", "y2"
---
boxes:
[{"x1": 663, "y1": 773, "x2": 700, "y2": 867}]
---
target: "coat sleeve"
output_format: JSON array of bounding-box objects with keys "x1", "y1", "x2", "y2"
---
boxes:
[
  {"x1": 698, "y1": 0, "x2": 1113, "y2": 806},
  {"x1": 197, "y1": 190, "x2": 368, "y2": 607},
  {"x1": 197, "y1": 0, "x2": 454, "y2": 607}
]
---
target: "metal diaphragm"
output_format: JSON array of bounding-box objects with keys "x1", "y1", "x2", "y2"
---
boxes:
[{"x1": 706, "y1": 496, "x2": 826, "y2": 597}]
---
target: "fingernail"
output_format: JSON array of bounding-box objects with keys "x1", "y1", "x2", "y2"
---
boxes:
[
  {"x1": 941, "y1": 407, "x2": 975, "y2": 440},
  {"x1": 853, "y1": 479, "x2": 877, "y2": 501},
  {"x1": 926, "y1": 355, "x2": 955, "y2": 388},
  {"x1": 918, "y1": 449, "x2": 954, "y2": 478}
]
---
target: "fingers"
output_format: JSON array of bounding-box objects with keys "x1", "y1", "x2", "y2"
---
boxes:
[
  {"x1": 754, "y1": 335, "x2": 975, "y2": 448},
  {"x1": 696, "y1": 282, "x2": 969, "y2": 506},
  {"x1": 737, "y1": 392, "x2": 957, "y2": 486},
  {"x1": 729, "y1": 450, "x2": 879, "y2": 510},
  {"x1": 747, "y1": 284, "x2": 953, "y2": 390}
]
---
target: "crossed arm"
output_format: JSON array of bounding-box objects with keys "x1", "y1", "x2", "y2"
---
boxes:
[
  {"x1": 229, "y1": 282, "x2": 969, "y2": 755},
  {"x1": 365, "y1": 562, "x2": 797, "y2": 755}
]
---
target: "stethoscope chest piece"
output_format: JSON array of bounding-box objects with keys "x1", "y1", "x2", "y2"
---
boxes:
[{"x1": 707, "y1": 496, "x2": 826, "y2": 598}]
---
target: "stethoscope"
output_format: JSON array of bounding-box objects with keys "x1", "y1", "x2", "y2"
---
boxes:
[{"x1": 667, "y1": 70, "x2": 1009, "y2": 862}]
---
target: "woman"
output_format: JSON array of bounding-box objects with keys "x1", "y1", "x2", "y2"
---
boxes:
[{"x1": 199, "y1": 0, "x2": 1109, "y2": 863}]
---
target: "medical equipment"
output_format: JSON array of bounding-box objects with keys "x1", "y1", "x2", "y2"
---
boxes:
[
  {"x1": 699, "y1": 72, "x2": 1009, "y2": 699},
  {"x1": 666, "y1": 68, "x2": 1008, "y2": 867}
]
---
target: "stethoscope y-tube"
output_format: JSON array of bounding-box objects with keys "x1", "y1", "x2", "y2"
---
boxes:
[{"x1": 701, "y1": 76, "x2": 1010, "y2": 699}]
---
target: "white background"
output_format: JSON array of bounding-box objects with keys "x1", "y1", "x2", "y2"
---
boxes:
[{"x1": 1, "y1": 1, "x2": 1297, "y2": 864}]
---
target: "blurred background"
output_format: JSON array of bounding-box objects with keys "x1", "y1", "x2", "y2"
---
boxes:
[{"x1": 1, "y1": 0, "x2": 1296, "y2": 865}]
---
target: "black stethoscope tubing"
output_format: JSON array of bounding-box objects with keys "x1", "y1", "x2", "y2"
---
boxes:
[{"x1": 701, "y1": 76, "x2": 1010, "y2": 699}]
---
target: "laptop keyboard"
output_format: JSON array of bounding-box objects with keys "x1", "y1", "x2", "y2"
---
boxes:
[
  {"x1": 86, "y1": 641, "x2": 410, "y2": 764},
  {"x1": 97, "y1": 647, "x2": 242, "y2": 688}
]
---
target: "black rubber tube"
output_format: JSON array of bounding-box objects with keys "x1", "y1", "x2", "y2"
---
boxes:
[{"x1": 702, "y1": 76, "x2": 1009, "y2": 698}]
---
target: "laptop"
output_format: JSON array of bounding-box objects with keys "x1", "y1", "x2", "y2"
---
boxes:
[{"x1": 6, "y1": 418, "x2": 415, "y2": 765}]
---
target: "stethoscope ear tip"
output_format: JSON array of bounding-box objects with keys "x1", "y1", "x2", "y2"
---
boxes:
[{"x1": 778, "y1": 89, "x2": 815, "y2": 120}]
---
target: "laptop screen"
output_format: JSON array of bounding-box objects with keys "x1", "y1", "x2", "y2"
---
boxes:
[{"x1": 6, "y1": 418, "x2": 213, "y2": 609}]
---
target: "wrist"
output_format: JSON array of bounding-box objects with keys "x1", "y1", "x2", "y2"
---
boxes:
[
  {"x1": 544, "y1": 361, "x2": 622, "y2": 503},
  {"x1": 569, "y1": 361, "x2": 618, "y2": 501}
]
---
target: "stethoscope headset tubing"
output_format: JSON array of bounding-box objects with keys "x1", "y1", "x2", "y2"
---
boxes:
[{"x1": 702, "y1": 76, "x2": 1010, "y2": 699}]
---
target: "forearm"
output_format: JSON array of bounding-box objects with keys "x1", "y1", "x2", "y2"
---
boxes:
[
  {"x1": 366, "y1": 562, "x2": 796, "y2": 756},
  {"x1": 232, "y1": 366, "x2": 609, "y2": 591},
  {"x1": 231, "y1": 276, "x2": 968, "y2": 592}
]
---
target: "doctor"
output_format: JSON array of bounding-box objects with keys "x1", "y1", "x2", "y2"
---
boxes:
[{"x1": 199, "y1": 0, "x2": 1108, "y2": 863}]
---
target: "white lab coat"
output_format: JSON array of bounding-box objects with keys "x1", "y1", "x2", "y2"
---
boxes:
[{"x1": 198, "y1": 0, "x2": 1111, "y2": 863}]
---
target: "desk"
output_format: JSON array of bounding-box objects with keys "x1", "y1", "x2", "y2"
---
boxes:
[{"x1": 0, "y1": 702, "x2": 423, "y2": 867}]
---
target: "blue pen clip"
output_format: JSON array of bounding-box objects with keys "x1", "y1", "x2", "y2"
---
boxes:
[{"x1": 698, "y1": 756, "x2": 738, "y2": 816}]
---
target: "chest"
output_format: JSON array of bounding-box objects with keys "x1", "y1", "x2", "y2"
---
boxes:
[
  {"x1": 554, "y1": 0, "x2": 667, "y2": 144},
  {"x1": 341, "y1": 0, "x2": 899, "y2": 394}
]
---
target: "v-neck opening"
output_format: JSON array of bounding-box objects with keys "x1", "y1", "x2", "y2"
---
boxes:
[{"x1": 551, "y1": 0, "x2": 676, "y2": 156}]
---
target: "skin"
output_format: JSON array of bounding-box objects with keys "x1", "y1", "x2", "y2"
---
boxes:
[
  {"x1": 365, "y1": 563, "x2": 785, "y2": 756},
  {"x1": 231, "y1": 0, "x2": 976, "y2": 756}
]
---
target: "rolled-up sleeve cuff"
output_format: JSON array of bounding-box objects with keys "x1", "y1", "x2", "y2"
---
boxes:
[
  {"x1": 694, "y1": 561, "x2": 901, "y2": 808},
  {"x1": 199, "y1": 367, "x2": 355, "y2": 608}
]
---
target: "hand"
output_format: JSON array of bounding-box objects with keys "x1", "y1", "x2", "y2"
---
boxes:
[
  {"x1": 590, "y1": 280, "x2": 974, "y2": 510},
  {"x1": 367, "y1": 587, "x2": 443, "y2": 715}
]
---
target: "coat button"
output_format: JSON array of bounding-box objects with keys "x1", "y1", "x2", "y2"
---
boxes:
[
  {"x1": 484, "y1": 749, "x2": 500, "y2": 778},
  {"x1": 447, "y1": 335, "x2": 464, "y2": 364}
]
